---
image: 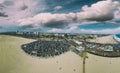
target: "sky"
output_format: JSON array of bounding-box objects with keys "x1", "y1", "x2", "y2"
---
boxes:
[{"x1": 0, "y1": 0, "x2": 120, "y2": 34}]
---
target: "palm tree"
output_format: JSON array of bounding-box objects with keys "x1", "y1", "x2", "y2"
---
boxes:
[
  {"x1": 77, "y1": 39, "x2": 88, "y2": 73},
  {"x1": 82, "y1": 39, "x2": 88, "y2": 73},
  {"x1": 82, "y1": 48, "x2": 87, "y2": 73},
  {"x1": 65, "y1": 38, "x2": 88, "y2": 73}
]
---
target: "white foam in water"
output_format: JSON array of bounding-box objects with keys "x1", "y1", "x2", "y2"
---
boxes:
[{"x1": 113, "y1": 34, "x2": 120, "y2": 42}]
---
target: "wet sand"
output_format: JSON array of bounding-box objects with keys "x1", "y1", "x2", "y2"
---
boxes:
[{"x1": 0, "y1": 35, "x2": 120, "y2": 73}]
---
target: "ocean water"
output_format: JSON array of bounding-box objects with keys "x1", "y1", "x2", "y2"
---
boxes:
[
  {"x1": 113, "y1": 34, "x2": 120, "y2": 42},
  {"x1": 116, "y1": 34, "x2": 120, "y2": 38}
]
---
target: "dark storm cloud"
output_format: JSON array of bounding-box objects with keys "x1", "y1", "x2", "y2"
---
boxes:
[
  {"x1": 0, "y1": 12, "x2": 8, "y2": 17},
  {"x1": 20, "y1": 5, "x2": 28, "y2": 10},
  {"x1": 85, "y1": 13, "x2": 114, "y2": 21},
  {"x1": 0, "y1": 4, "x2": 8, "y2": 17},
  {"x1": 44, "y1": 20, "x2": 68, "y2": 28}
]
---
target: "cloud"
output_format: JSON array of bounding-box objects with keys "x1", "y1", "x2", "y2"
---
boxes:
[
  {"x1": 0, "y1": 18, "x2": 16, "y2": 26},
  {"x1": 54, "y1": 6, "x2": 62, "y2": 11},
  {"x1": 0, "y1": 12, "x2": 8, "y2": 17},
  {"x1": 48, "y1": 28, "x2": 63, "y2": 32},
  {"x1": 4, "y1": 0, "x2": 46, "y2": 22},
  {"x1": 48, "y1": 26, "x2": 120, "y2": 34},
  {"x1": 17, "y1": 0, "x2": 120, "y2": 29},
  {"x1": 114, "y1": 7, "x2": 120, "y2": 19},
  {"x1": 0, "y1": 4, "x2": 8, "y2": 17},
  {"x1": 80, "y1": 0, "x2": 120, "y2": 21},
  {"x1": 0, "y1": 0, "x2": 4, "y2": 3},
  {"x1": 17, "y1": 13, "x2": 76, "y2": 28},
  {"x1": 5, "y1": 0, "x2": 37, "y2": 20},
  {"x1": 76, "y1": 28, "x2": 120, "y2": 34}
]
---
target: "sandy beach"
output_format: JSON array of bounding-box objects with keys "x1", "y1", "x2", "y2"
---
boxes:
[
  {"x1": 0, "y1": 35, "x2": 120, "y2": 73},
  {"x1": 87, "y1": 35, "x2": 118, "y2": 44},
  {"x1": 0, "y1": 35, "x2": 82, "y2": 73},
  {"x1": 86, "y1": 53, "x2": 120, "y2": 73}
]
